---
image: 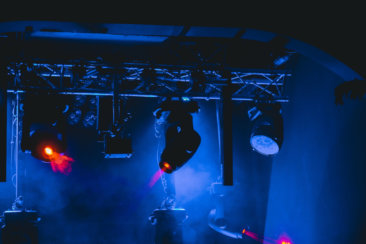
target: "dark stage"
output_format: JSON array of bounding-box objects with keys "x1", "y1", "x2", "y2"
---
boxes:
[{"x1": 0, "y1": 16, "x2": 365, "y2": 244}]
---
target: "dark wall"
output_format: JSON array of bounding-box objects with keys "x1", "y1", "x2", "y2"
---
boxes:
[{"x1": 264, "y1": 56, "x2": 366, "y2": 244}]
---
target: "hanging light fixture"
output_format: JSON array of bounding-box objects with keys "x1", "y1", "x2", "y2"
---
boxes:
[
  {"x1": 154, "y1": 98, "x2": 201, "y2": 173},
  {"x1": 248, "y1": 103, "x2": 283, "y2": 156},
  {"x1": 21, "y1": 93, "x2": 68, "y2": 162}
]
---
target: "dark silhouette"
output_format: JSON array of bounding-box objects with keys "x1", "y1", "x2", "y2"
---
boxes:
[{"x1": 335, "y1": 79, "x2": 366, "y2": 105}]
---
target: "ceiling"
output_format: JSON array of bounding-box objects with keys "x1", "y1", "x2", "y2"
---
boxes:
[{"x1": 0, "y1": 5, "x2": 364, "y2": 80}]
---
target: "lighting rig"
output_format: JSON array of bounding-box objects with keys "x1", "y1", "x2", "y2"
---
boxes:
[
  {"x1": 0, "y1": 21, "x2": 300, "y2": 244},
  {"x1": 2, "y1": 59, "x2": 291, "y2": 244}
]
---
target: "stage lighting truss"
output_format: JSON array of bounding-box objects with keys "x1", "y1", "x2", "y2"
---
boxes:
[{"x1": 5, "y1": 62, "x2": 291, "y2": 102}]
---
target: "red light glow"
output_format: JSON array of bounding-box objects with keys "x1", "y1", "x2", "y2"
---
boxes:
[
  {"x1": 242, "y1": 228, "x2": 292, "y2": 244},
  {"x1": 148, "y1": 169, "x2": 164, "y2": 188},
  {"x1": 161, "y1": 162, "x2": 172, "y2": 172},
  {"x1": 278, "y1": 233, "x2": 293, "y2": 244},
  {"x1": 281, "y1": 241, "x2": 291, "y2": 244},
  {"x1": 49, "y1": 153, "x2": 74, "y2": 175}
]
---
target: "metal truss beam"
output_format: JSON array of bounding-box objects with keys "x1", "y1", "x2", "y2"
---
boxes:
[{"x1": 6, "y1": 62, "x2": 291, "y2": 102}]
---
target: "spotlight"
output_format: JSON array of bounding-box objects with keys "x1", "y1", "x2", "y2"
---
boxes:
[
  {"x1": 154, "y1": 98, "x2": 201, "y2": 173},
  {"x1": 25, "y1": 125, "x2": 67, "y2": 162},
  {"x1": 248, "y1": 103, "x2": 283, "y2": 156},
  {"x1": 21, "y1": 94, "x2": 68, "y2": 162}
]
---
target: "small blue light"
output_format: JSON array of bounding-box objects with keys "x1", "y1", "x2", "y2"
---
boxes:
[
  {"x1": 182, "y1": 97, "x2": 190, "y2": 102},
  {"x1": 274, "y1": 55, "x2": 290, "y2": 67}
]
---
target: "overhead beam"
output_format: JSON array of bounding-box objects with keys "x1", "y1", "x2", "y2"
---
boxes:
[{"x1": 5, "y1": 62, "x2": 291, "y2": 102}]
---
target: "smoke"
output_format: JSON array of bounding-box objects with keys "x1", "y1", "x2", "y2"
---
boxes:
[{"x1": 0, "y1": 98, "x2": 275, "y2": 244}]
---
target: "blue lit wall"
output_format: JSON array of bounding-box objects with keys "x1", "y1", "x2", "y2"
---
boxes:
[{"x1": 264, "y1": 56, "x2": 366, "y2": 244}]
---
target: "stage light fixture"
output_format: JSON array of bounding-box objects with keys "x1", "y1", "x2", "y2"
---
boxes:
[
  {"x1": 154, "y1": 98, "x2": 201, "y2": 173},
  {"x1": 248, "y1": 103, "x2": 283, "y2": 156},
  {"x1": 103, "y1": 133, "x2": 132, "y2": 159},
  {"x1": 65, "y1": 95, "x2": 97, "y2": 128},
  {"x1": 24, "y1": 122, "x2": 67, "y2": 162},
  {"x1": 67, "y1": 108, "x2": 82, "y2": 125},
  {"x1": 97, "y1": 95, "x2": 133, "y2": 158},
  {"x1": 21, "y1": 94, "x2": 68, "y2": 162}
]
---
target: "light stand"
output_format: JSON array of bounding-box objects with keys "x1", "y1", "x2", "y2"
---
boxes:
[
  {"x1": 149, "y1": 208, "x2": 188, "y2": 244},
  {"x1": 1, "y1": 197, "x2": 40, "y2": 244}
]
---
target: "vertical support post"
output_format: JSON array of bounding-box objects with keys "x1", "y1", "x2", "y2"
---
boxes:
[
  {"x1": 15, "y1": 92, "x2": 19, "y2": 197},
  {"x1": 221, "y1": 75, "x2": 233, "y2": 186},
  {"x1": 0, "y1": 62, "x2": 7, "y2": 182},
  {"x1": 216, "y1": 100, "x2": 223, "y2": 180},
  {"x1": 112, "y1": 74, "x2": 119, "y2": 128}
]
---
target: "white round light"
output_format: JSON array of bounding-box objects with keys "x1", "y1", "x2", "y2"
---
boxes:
[{"x1": 250, "y1": 135, "x2": 279, "y2": 155}]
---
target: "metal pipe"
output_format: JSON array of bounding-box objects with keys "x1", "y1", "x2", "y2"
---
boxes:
[
  {"x1": 216, "y1": 100, "x2": 223, "y2": 182},
  {"x1": 29, "y1": 72, "x2": 285, "y2": 85},
  {"x1": 112, "y1": 76, "x2": 119, "y2": 127},
  {"x1": 6, "y1": 90, "x2": 289, "y2": 102},
  {"x1": 15, "y1": 92, "x2": 19, "y2": 198}
]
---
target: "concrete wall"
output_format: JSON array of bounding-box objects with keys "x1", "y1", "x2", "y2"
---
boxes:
[{"x1": 264, "y1": 56, "x2": 366, "y2": 244}]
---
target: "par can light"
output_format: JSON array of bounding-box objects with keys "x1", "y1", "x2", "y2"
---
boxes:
[{"x1": 249, "y1": 104, "x2": 283, "y2": 156}]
